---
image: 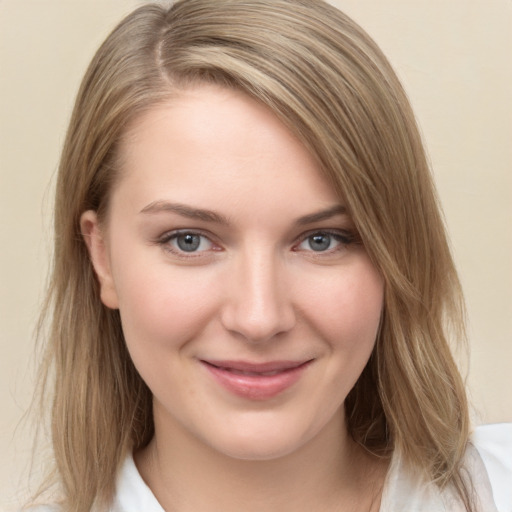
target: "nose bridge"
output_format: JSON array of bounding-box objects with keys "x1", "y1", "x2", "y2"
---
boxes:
[{"x1": 222, "y1": 244, "x2": 295, "y2": 342}]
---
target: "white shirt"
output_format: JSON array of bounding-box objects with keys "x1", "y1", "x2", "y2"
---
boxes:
[{"x1": 31, "y1": 424, "x2": 512, "y2": 512}]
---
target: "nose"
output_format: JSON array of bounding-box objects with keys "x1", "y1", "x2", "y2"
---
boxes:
[{"x1": 220, "y1": 250, "x2": 296, "y2": 343}]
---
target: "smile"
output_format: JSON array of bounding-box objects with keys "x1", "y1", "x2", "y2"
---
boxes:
[{"x1": 200, "y1": 359, "x2": 313, "y2": 400}]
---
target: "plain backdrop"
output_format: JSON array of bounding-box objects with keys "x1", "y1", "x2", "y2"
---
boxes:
[{"x1": 1, "y1": 1, "x2": 511, "y2": 510}]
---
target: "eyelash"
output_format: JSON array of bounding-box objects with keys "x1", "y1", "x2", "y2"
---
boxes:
[
  {"x1": 157, "y1": 229, "x2": 219, "y2": 258},
  {"x1": 293, "y1": 229, "x2": 360, "y2": 255},
  {"x1": 156, "y1": 228, "x2": 360, "y2": 259}
]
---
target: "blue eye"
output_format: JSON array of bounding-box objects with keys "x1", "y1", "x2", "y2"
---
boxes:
[
  {"x1": 307, "y1": 233, "x2": 334, "y2": 252},
  {"x1": 296, "y1": 231, "x2": 354, "y2": 253},
  {"x1": 175, "y1": 233, "x2": 202, "y2": 252},
  {"x1": 163, "y1": 231, "x2": 214, "y2": 253}
]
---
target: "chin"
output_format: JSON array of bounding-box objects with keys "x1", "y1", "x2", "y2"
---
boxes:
[
  {"x1": 202, "y1": 416, "x2": 321, "y2": 462},
  {"x1": 214, "y1": 437, "x2": 304, "y2": 462}
]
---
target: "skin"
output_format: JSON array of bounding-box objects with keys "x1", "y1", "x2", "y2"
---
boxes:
[{"x1": 81, "y1": 84, "x2": 387, "y2": 511}]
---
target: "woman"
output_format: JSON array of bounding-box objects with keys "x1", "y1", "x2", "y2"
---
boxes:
[{"x1": 31, "y1": 1, "x2": 510, "y2": 511}]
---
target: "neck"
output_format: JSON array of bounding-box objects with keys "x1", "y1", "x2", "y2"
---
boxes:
[{"x1": 135, "y1": 405, "x2": 387, "y2": 512}]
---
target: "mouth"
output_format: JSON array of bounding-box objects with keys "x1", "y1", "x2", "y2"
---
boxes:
[{"x1": 200, "y1": 359, "x2": 313, "y2": 400}]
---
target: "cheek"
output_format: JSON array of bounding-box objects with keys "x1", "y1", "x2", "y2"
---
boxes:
[
  {"x1": 312, "y1": 262, "x2": 384, "y2": 416},
  {"x1": 299, "y1": 259, "x2": 384, "y2": 353},
  {"x1": 113, "y1": 264, "x2": 222, "y2": 401},
  {"x1": 110, "y1": 251, "x2": 220, "y2": 357}
]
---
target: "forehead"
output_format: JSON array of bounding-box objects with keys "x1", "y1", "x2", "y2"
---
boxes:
[
  {"x1": 120, "y1": 84, "x2": 314, "y2": 168},
  {"x1": 111, "y1": 84, "x2": 340, "y2": 219}
]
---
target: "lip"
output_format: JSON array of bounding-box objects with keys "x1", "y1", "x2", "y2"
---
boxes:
[{"x1": 200, "y1": 359, "x2": 313, "y2": 400}]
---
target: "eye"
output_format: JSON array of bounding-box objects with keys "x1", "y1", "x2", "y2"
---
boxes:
[
  {"x1": 159, "y1": 230, "x2": 215, "y2": 254},
  {"x1": 174, "y1": 233, "x2": 207, "y2": 252},
  {"x1": 303, "y1": 233, "x2": 336, "y2": 252},
  {"x1": 295, "y1": 230, "x2": 355, "y2": 253}
]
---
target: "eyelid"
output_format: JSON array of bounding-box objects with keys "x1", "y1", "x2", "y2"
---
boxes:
[
  {"x1": 292, "y1": 228, "x2": 358, "y2": 252},
  {"x1": 157, "y1": 229, "x2": 222, "y2": 257},
  {"x1": 154, "y1": 227, "x2": 360, "y2": 259},
  {"x1": 158, "y1": 227, "x2": 216, "y2": 242}
]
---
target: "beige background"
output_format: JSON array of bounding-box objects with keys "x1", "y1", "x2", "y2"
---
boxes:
[{"x1": 1, "y1": 1, "x2": 511, "y2": 510}]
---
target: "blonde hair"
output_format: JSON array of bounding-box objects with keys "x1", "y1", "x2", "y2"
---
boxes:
[{"x1": 36, "y1": 0, "x2": 472, "y2": 510}]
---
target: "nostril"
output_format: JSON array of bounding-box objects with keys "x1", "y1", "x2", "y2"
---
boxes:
[
  {"x1": 219, "y1": 256, "x2": 296, "y2": 342},
  {"x1": 220, "y1": 299, "x2": 296, "y2": 343}
]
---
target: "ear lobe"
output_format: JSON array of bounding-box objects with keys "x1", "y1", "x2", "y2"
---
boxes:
[{"x1": 80, "y1": 210, "x2": 119, "y2": 309}]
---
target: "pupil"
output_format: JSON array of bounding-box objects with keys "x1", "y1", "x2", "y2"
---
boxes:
[
  {"x1": 309, "y1": 234, "x2": 330, "y2": 251},
  {"x1": 177, "y1": 234, "x2": 200, "y2": 252}
]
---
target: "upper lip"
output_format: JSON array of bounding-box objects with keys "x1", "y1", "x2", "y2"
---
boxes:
[{"x1": 200, "y1": 359, "x2": 312, "y2": 373}]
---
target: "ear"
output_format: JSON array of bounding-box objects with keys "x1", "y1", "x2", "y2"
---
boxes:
[{"x1": 80, "y1": 210, "x2": 119, "y2": 309}]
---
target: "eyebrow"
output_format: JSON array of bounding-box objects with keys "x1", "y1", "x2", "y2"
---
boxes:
[
  {"x1": 295, "y1": 204, "x2": 347, "y2": 225},
  {"x1": 140, "y1": 201, "x2": 230, "y2": 224},
  {"x1": 139, "y1": 201, "x2": 347, "y2": 226}
]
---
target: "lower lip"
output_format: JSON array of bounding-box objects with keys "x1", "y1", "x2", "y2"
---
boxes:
[{"x1": 201, "y1": 361, "x2": 312, "y2": 400}]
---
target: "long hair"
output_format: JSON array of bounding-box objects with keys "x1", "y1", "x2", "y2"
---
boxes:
[{"x1": 35, "y1": 1, "x2": 471, "y2": 510}]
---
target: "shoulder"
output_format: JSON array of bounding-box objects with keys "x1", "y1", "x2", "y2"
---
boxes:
[
  {"x1": 19, "y1": 507, "x2": 60, "y2": 512},
  {"x1": 380, "y1": 423, "x2": 512, "y2": 512},
  {"x1": 20, "y1": 455, "x2": 163, "y2": 512},
  {"x1": 111, "y1": 453, "x2": 164, "y2": 512},
  {"x1": 471, "y1": 423, "x2": 512, "y2": 512}
]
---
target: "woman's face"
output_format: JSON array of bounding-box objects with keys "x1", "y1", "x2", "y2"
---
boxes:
[{"x1": 82, "y1": 84, "x2": 384, "y2": 460}]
